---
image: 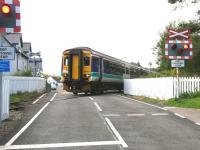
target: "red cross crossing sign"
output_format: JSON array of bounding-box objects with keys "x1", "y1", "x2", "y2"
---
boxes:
[{"x1": 169, "y1": 29, "x2": 189, "y2": 39}]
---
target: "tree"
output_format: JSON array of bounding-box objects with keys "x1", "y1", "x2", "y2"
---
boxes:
[
  {"x1": 153, "y1": 21, "x2": 200, "y2": 76},
  {"x1": 168, "y1": 0, "x2": 200, "y2": 16},
  {"x1": 168, "y1": 0, "x2": 200, "y2": 4}
]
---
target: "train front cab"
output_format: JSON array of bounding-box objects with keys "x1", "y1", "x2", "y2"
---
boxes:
[{"x1": 62, "y1": 49, "x2": 92, "y2": 94}]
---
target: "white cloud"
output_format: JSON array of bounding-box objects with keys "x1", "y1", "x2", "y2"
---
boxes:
[{"x1": 20, "y1": 0, "x2": 198, "y2": 75}]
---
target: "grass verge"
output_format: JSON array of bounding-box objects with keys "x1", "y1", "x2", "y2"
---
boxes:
[
  {"x1": 127, "y1": 95, "x2": 164, "y2": 106},
  {"x1": 10, "y1": 91, "x2": 44, "y2": 105},
  {"x1": 163, "y1": 97, "x2": 200, "y2": 109},
  {"x1": 125, "y1": 95, "x2": 200, "y2": 109}
]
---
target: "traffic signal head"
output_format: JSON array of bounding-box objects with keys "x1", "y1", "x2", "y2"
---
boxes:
[{"x1": 0, "y1": 0, "x2": 21, "y2": 33}]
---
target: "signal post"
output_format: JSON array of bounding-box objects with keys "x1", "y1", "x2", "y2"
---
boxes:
[
  {"x1": 165, "y1": 29, "x2": 193, "y2": 98},
  {"x1": 0, "y1": 0, "x2": 21, "y2": 124}
]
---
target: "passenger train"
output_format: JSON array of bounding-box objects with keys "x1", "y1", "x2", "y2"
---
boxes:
[{"x1": 61, "y1": 47, "x2": 149, "y2": 95}]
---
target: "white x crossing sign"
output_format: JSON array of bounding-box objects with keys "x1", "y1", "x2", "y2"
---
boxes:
[{"x1": 169, "y1": 29, "x2": 189, "y2": 39}]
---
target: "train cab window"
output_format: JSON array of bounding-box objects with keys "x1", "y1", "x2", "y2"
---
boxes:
[
  {"x1": 84, "y1": 56, "x2": 90, "y2": 66},
  {"x1": 64, "y1": 56, "x2": 69, "y2": 66}
]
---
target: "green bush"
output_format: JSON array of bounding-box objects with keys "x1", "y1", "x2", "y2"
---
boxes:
[
  {"x1": 10, "y1": 91, "x2": 41, "y2": 104},
  {"x1": 13, "y1": 70, "x2": 33, "y2": 77}
]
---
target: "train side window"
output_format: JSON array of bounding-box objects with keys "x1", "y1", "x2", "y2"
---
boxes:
[{"x1": 84, "y1": 56, "x2": 90, "y2": 66}]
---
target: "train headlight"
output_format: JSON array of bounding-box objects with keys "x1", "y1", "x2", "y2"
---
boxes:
[
  {"x1": 86, "y1": 74, "x2": 91, "y2": 77},
  {"x1": 84, "y1": 74, "x2": 91, "y2": 78},
  {"x1": 63, "y1": 70, "x2": 68, "y2": 73}
]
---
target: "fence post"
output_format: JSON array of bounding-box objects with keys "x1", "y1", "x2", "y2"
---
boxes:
[{"x1": 0, "y1": 73, "x2": 3, "y2": 125}]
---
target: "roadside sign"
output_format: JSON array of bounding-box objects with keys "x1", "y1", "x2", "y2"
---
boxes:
[
  {"x1": 0, "y1": 61, "x2": 10, "y2": 72},
  {"x1": 0, "y1": 47, "x2": 15, "y2": 60},
  {"x1": 171, "y1": 60, "x2": 185, "y2": 68}
]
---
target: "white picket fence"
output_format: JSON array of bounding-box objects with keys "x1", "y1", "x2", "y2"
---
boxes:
[
  {"x1": 124, "y1": 77, "x2": 200, "y2": 100},
  {"x1": 0, "y1": 76, "x2": 46, "y2": 121}
]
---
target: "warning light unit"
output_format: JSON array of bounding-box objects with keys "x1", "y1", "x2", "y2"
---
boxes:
[
  {"x1": 0, "y1": 0, "x2": 21, "y2": 33},
  {"x1": 165, "y1": 40, "x2": 192, "y2": 59}
]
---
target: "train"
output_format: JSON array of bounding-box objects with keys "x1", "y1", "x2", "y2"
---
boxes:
[{"x1": 61, "y1": 47, "x2": 149, "y2": 95}]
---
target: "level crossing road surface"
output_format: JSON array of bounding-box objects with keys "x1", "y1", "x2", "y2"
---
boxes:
[{"x1": 1, "y1": 91, "x2": 200, "y2": 150}]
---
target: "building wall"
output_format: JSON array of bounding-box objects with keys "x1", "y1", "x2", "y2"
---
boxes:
[
  {"x1": 1, "y1": 38, "x2": 30, "y2": 75},
  {"x1": 9, "y1": 53, "x2": 18, "y2": 74},
  {"x1": 18, "y1": 54, "x2": 28, "y2": 72}
]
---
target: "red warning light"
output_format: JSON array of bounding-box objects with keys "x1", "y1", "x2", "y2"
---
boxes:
[{"x1": 1, "y1": 4, "x2": 12, "y2": 14}]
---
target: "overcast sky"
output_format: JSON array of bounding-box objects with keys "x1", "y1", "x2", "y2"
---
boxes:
[{"x1": 20, "y1": 0, "x2": 199, "y2": 76}]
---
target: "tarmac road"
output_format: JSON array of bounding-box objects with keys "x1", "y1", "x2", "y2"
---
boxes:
[{"x1": 1, "y1": 90, "x2": 200, "y2": 150}]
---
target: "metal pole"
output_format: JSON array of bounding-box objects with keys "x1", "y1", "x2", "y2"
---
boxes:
[
  {"x1": 0, "y1": 33, "x2": 3, "y2": 125},
  {"x1": 176, "y1": 67, "x2": 179, "y2": 99}
]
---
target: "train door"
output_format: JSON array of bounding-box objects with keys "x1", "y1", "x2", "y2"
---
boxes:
[
  {"x1": 99, "y1": 58, "x2": 103, "y2": 81},
  {"x1": 72, "y1": 55, "x2": 79, "y2": 80},
  {"x1": 91, "y1": 57, "x2": 100, "y2": 81},
  {"x1": 82, "y1": 50, "x2": 91, "y2": 79}
]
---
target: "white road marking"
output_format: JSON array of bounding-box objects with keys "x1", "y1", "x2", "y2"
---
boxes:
[
  {"x1": 32, "y1": 94, "x2": 46, "y2": 104},
  {"x1": 5, "y1": 93, "x2": 57, "y2": 146},
  {"x1": 103, "y1": 114, "x2": 120, "y2": 117},
  {"x1": 152, "y1": 113, "x2": 169, "y2": 116},
  {"x1": 117, "y1": 95, "x2": 167, "y2": 111},
  {"x1": 105, "y1": 118, "x2": 128, "y2": 148},
  {"x1": 50, "y1": 93, "x2": 57, "y2": 102},
  {"x1": 3, "y1": 141, "x2": 121, "y2": 149},
  {"x1": 127, "y1": 114, "x2": 145, "y2": 116},
  {"x1": 94, "y1": 102, "x2": 102, "y2": 112},
  {"x1": 175, "y1": 113, "x2": 186, "y2": 119},
  {"x1": 89, "y1": 97, "x2": 94, "y2": 101},
  {"x1": 5, "y1": 102, "x2": 50, "y2": 146},
  {"x1": 195, "y1": 123, "x2": 200, "y2": 126}
]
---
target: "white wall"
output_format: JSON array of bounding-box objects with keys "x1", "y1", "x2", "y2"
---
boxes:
[
  {"x1": 124, "y1": 77, "x2": 174, "y2": 100},
  {"x1": 124, "y1": 77, "x2": 200, "y2": 100},
  {"x1": 3, "y1": 76, "x2": 46, "y2": 94}
]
